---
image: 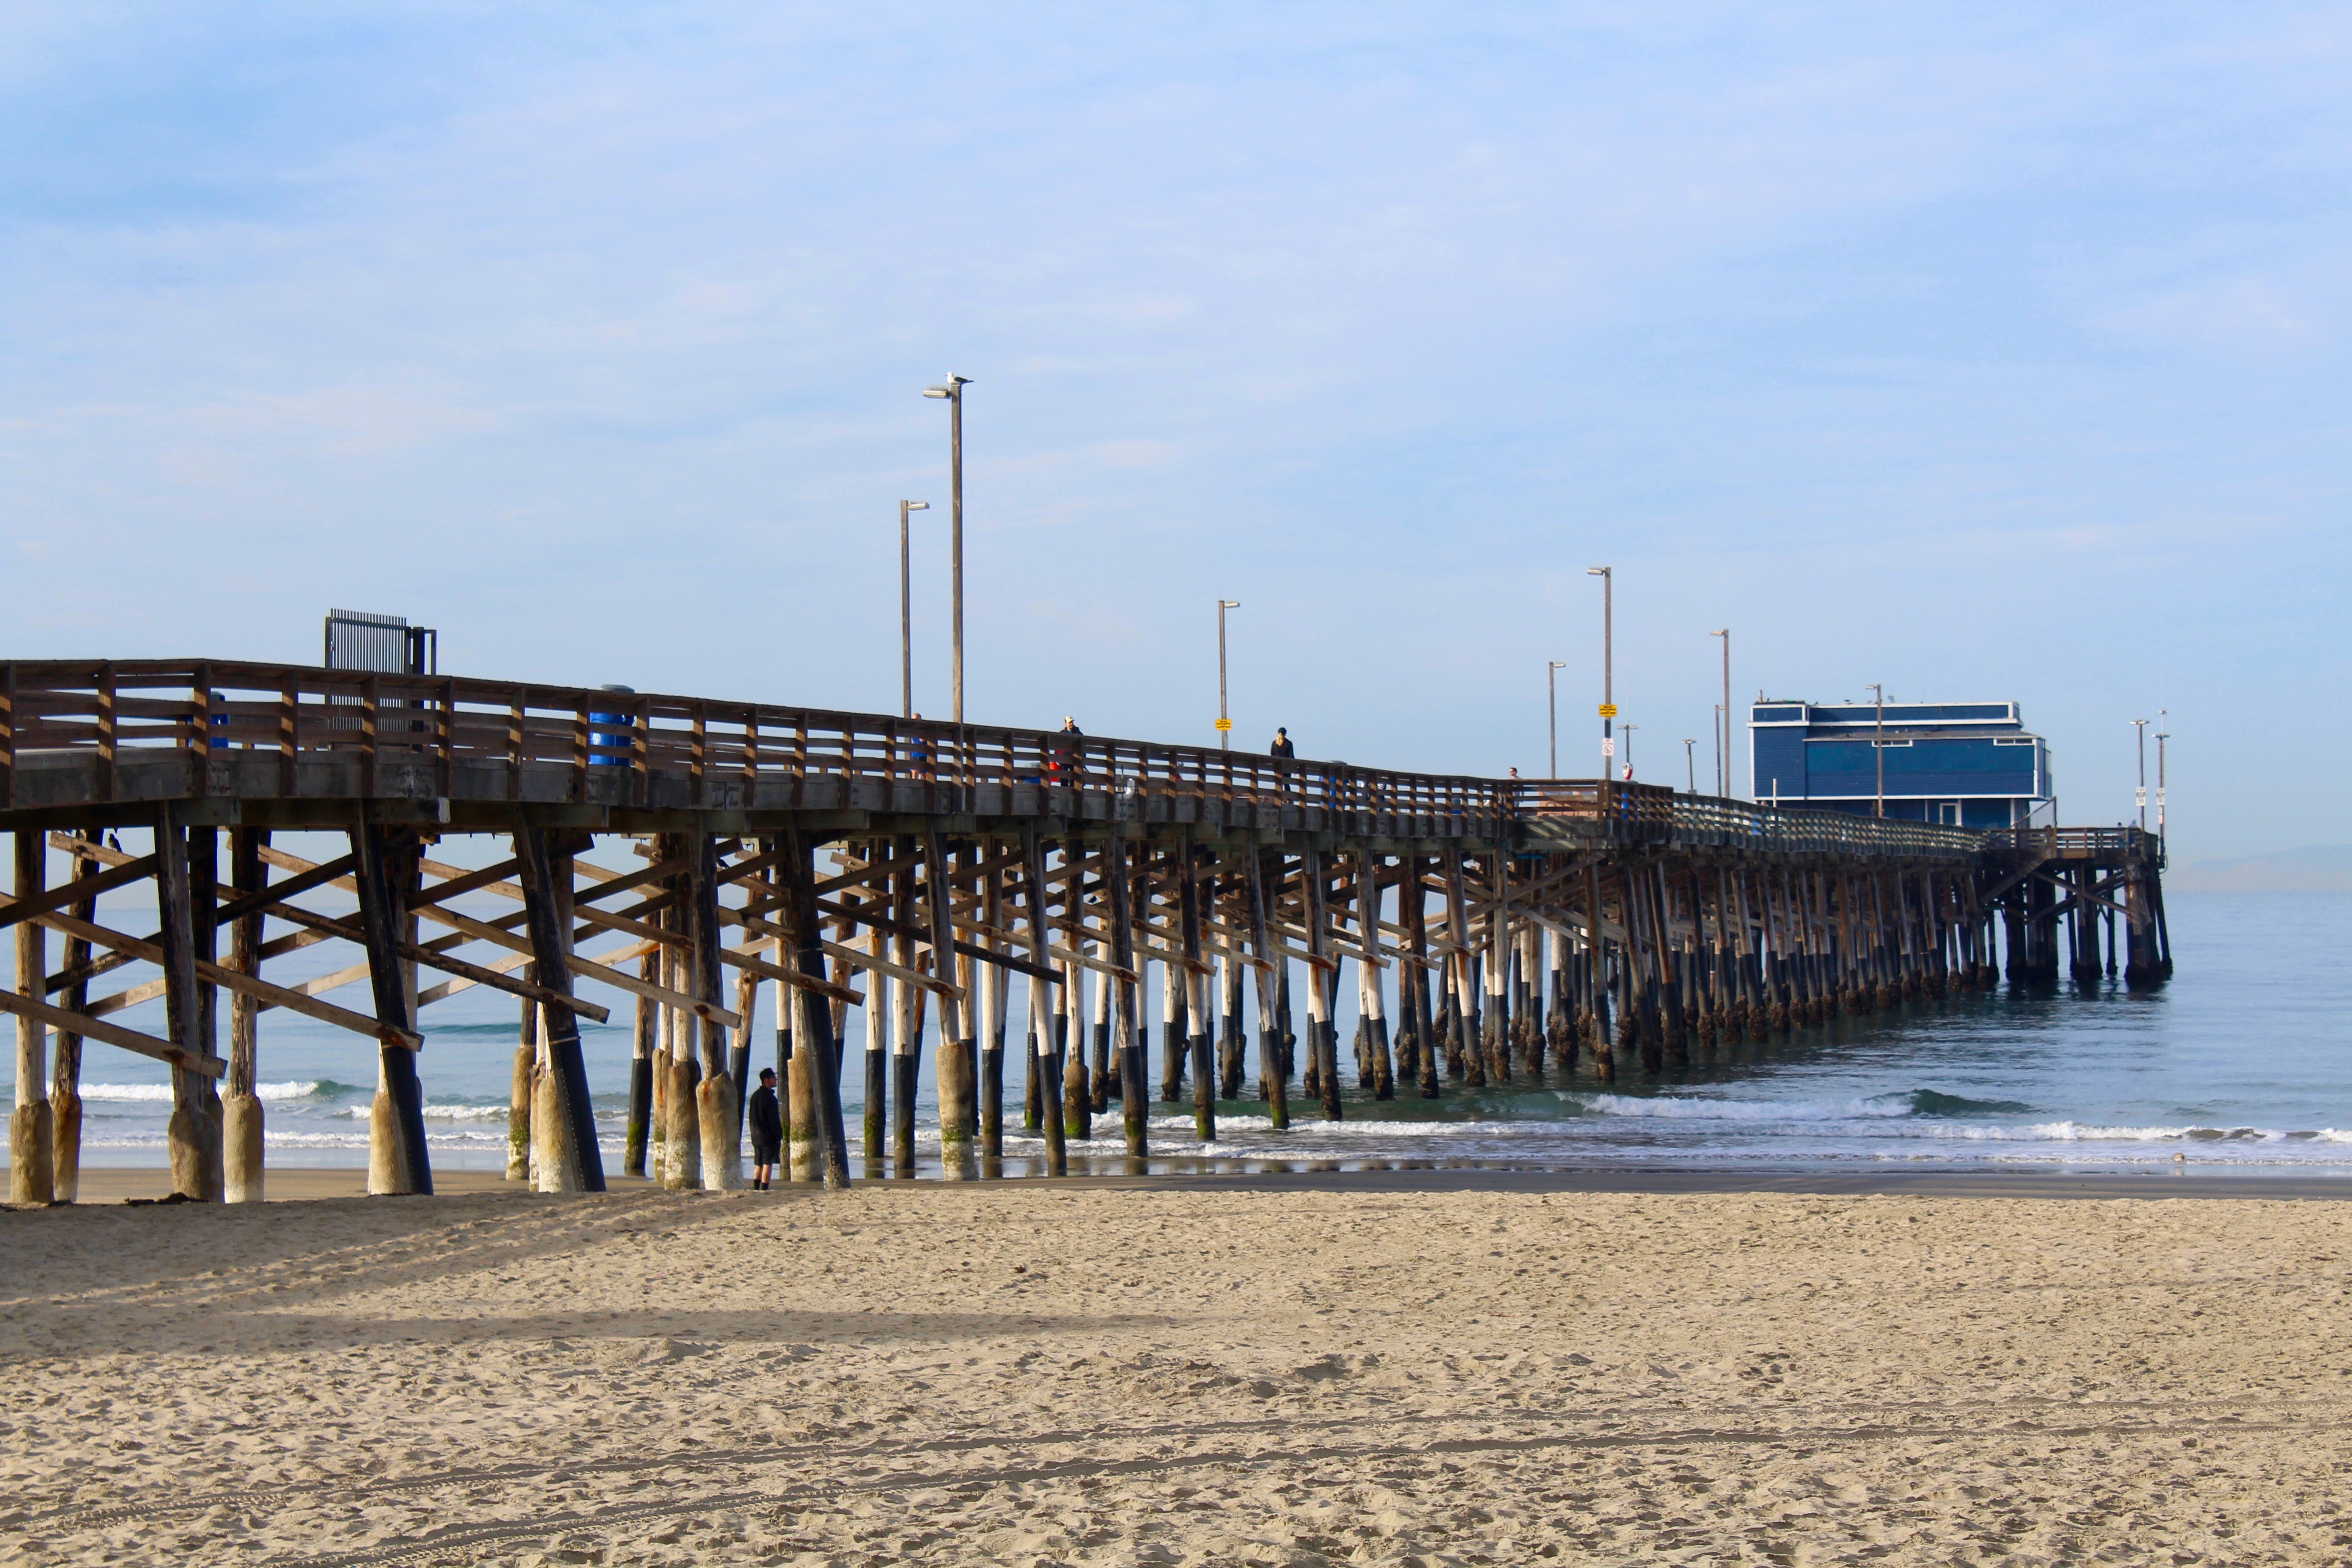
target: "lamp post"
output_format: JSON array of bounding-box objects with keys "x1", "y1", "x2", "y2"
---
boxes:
[
  {"x1": 1711, "y1": 628, "x2": 1731, "y2": 798},
  {"x1": 1587, "y1": 567, "x2": 1612, "y2": 776},
  {"x1": 2132, "y1": 717, "x2": 2149, "y2": 831},
  {"x1": 2156, "y1": 709, "x2": 2168, "y2": 843},
  {"x1": 921, "y1": 376, "x2": 972, "y2": 722},
  {"x1": 1683, "y1": 738, "x2": 1696, "y2": 794},
  {"x1": 1867, "y1": 682, "x2": 1886, "y2": 818},
  {"x1": 1547, "y1": 661, "x2": 1566, "y2": 779},
  {"x1": 1216, "y1": 599, "x2": 1241, "y2": 750},
  {"x1": 897, "y1": 500, "x2": 930, "y2": 719}
]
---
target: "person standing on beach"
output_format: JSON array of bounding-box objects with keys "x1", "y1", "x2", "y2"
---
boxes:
[{"x1": 747, "y1": 1068, "x2": 784, "y2": 1190}]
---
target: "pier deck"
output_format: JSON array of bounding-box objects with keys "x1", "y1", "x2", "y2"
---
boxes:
[{"x1": 2, "y1": 659, "x2": 2167, "y2": 1203}]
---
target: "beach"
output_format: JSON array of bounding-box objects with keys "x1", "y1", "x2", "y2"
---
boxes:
[{"x1": 5, "y1": 1174, "x2": 2350, "y2": 1566}]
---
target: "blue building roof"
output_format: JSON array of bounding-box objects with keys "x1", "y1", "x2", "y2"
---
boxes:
[{"x1": 1750, "y1": 698, "x2": 2050, "y2": 829}]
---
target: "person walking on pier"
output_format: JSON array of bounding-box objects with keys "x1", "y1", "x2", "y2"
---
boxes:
[
  {"x1": 1269, "y1": 727, "x2": 1294, "y2": 759},
  {"x1": 748, "y1": 1068, "x2": 784, "y2": 1190}
]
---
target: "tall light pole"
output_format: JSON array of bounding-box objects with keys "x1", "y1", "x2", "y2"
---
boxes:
[
  {"x1": 1216, "y1": 599, "x2": 1241, "y2": 750},
  {"x1": 1711, "y1": 628, "x2": 1731, "y2": 798},
  {"x1": 1547, "y1": 660, "x2": 1566, "y2": 779},
  {"x1": 2156, "y1": 709, "x2": 2169, "y2": 844},
  {"x1": 2132, "y1": 717, "x2": 2149, "y2": 830},
  {"x1": 1587, "y1": 567, "x2": 1613, "y2": 777},
  {"x1": 922, "y1": 376, "x2": 972, "y2": 722},
  {"x1": 1683, "y1": 737, "x2": 1696, "y2": 794},
  {"x1": 898, "y1": 499, "x2": 930, "y2": 719},
  {"x1": 1867, "y1": 681, "x2": 1886, "y2": 817}
]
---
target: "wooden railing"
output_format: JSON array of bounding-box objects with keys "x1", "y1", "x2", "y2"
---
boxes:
[
  {"x1": 0, "y1": 659, "x2": 2009, "y2": 859},
  {"x1": 1515, "y1": 780, "x2": 1985, "y2": 858},
  {"x1": 1983, "y1": 825, "x2": 2164, "y2": 866},
  {"x1": 0, "y1": 659, "x2": 1516, "y2": 822}
]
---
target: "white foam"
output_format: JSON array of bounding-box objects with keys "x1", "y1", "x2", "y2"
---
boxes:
[
  {"x1": 76, "y1": 1080, "x2": 322, "y2": 1103},
  {"x1": 1573, "y1": 1093, "x2": 1918, "y2": 1123}
]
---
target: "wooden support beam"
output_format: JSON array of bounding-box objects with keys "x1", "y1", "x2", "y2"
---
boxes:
[
  {"x1": 512, "y1": 822, "x2": 605, "y2": 1193},
  {"x1": 0, "y1": 989, "x2": 225, "y2": 1078},
  {"x1": 32, "y1": 908, "x2": 425, "y2": 1050},
  {"x1": 352, "y1": 820, "x2": 432, "y2": 1196},
  {"x1": 0, "y1": 853, "x2": 157, "y2": 932}
]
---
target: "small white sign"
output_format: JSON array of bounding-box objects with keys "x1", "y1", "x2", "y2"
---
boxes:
[{"x1": 1601, "y1": 738, "x2": 1616, "y2": 757}]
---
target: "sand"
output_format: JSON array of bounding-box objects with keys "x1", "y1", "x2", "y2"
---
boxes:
[{"x1": 3, "y1": 1175, "x2": 2350, "y2": 1566}]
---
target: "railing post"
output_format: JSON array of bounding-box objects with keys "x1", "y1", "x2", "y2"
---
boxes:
[
  {"x1": 505, "y1": 688, "x2": 525, "y2": 803},
  {"x1": 279, "y1": 678, "x2": 300, "y2": 797},
  {"x1": 633, "y1": 698, "x2": 650, "y2": 807},
  {"x1": 0, "y1": 662, "x2": 15, "y2": 810},
  {"x1": 437, "y1": 678, "x2": 455, "y2": 799},
  {"x1": 360, "y1": 673, "x2": 380, "y2": 800},
  {"x1": 570, "y1": 696, "x2": 589, "y2": 803},
  {"x1": 94, "y1": 663, "x2": 117, "y2": 804}
]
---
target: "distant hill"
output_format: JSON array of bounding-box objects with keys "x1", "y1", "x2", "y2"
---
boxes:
[{"x1": 2169, "y1": 845, "x2": 2352, "y2": 892}]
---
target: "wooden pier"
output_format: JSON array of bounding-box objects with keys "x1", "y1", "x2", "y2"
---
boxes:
[{"x1": 1, "y1": 659, "x2": 2169, "y2": 1203}]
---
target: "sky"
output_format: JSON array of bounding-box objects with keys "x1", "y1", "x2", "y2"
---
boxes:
[{"x1": 5, "y1": 3, "x2": 2347, "y2": 861}]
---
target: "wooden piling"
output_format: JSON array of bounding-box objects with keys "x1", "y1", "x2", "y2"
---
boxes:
[
  {"x1": 1302, "y1": 849, "x2": 1341, "y2": 1122},
  {"x1": 513, "y1": 822, "x2": 604, "y2": 1194},
  {"x1": 1020, "y1": 825, "x2": 1067, "y2": 1174},
  {"x1": 354, "y1": 818, "x2": 430, "y2": 1197},
  {"x1": 1108, "y1": 835, "x2": 1147, "y2": 1156},
  {"x1": 11, "y1": 829, "x2": 53, "y2": 1205},
  {"x1": 50, "y1": 832, "x2": 98, "y2": 1203},
  {"x1": 624, "y1": 948, "x2": 655, "y2": 1177},
  {"x1": 1245, "y1": 848, "x2": 1289, "y2": 1131},
  {"x1": 1356, "y1": 850, "x2": 1394, "y2": 1100},
  {"x1": 509, "y1": 983, "x2": 536, "y2": 1182},
  {"x1": 1178, "y1": 831, "x2": 1215, "y2": 1143},
  {"x1": 980, "y1": 855, "x2": 1006, "y2": 1158}
]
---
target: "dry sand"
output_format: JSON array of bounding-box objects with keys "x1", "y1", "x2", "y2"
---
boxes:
[{"x1": 3, "y1": 1175, "x2": 2349, "y2": 1566}]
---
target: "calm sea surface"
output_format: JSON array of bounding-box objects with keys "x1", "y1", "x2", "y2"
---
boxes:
[{"x1": 7, "y1": 891, "x2": 2348, "y2": 1179}]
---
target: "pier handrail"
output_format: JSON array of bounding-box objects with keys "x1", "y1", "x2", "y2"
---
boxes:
[
  {"x1": 0, "y1": 658, "x2": 2024, "y2": 860},
  {"x1": 0, "y1": 658, "x2": 1515, "y2": 825}
]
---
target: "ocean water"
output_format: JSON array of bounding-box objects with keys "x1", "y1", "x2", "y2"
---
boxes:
[{"x1": 6, "y1": 891, "x2": 2348, "y2": 1179}]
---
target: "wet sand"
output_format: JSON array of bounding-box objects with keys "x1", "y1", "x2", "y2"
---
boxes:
[{"x1": 4, "y1": 1172, "x2": 2350, "y2": 1564}]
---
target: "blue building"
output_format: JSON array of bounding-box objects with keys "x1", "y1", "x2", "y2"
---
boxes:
[{"x1": 1749, "y1": 700, "x2": 2049, "y2": 828}]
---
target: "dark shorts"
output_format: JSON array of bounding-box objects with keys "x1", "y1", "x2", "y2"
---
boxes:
[{"x1": 753, "y1": 1140, "x2": 782, "y2": 1165}]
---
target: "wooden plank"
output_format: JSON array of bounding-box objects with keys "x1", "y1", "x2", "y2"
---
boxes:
[
  {"x1": 720, "y1": 939, "x2": 866, "y2": 1009},
  {"x1": 0, "y1": 854, "x2": 157, "y2": 932},
  {"x1": 251, "y1": 900, "x2": 612, "y2": 1024},
  {"x1": 0, "y1": 989, "x2": 225, "y2": 1078},
  {"x1": 35, "y1": 909, "x2": 424, "y2": 1050},
  {"x1": 812, "y1": 896, "x2": 1062, "y2": 985}
]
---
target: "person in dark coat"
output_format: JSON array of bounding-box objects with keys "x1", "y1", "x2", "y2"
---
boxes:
[
  {"x1": 1269, "y1": 727, "x2": 1294, "y2": 758},
  {"x1": 748, "y1": 1067, "x2": 784, "y2": 1189}
]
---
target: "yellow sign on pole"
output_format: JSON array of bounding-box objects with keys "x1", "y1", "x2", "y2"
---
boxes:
[
  {"x1": 1214, "y1": 718, "x2": 1233, "y2": 731},
  {"x1": 1597, "y1": 704, "x2": 1618, "y2": 718}
]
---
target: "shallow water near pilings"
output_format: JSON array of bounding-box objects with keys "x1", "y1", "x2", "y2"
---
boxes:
[{"x1": 8, "y1": 892, "x2": 2349, "y2": 1180}]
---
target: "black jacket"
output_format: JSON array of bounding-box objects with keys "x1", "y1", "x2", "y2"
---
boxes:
[{"x1": 747, "y1": 1084, "x2": 784, "y2": 1147}]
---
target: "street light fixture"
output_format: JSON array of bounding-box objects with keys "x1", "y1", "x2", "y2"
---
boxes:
[
  {"x1": 1867, "y1": 682, "x2": 1887, "y2": 818},
  {"x1": 2133, "y1": 718, "x2": 2150, "y2": 831},
  {"x1": 1683, "y1": 738, "x2": 1696, "y2": 794},
  {"x1": 1216, "y1": 600, "x2": 1241, "y2": 750},
  {"x1": 922, "y1": 376, "x2": 972, "y2": 722},
  {"x1": 2156, "y1": 709, "x2": 2169, "y2": 843},
  {"x1": 1587, "y1": 568, "x2": 1613, "y2": 778},
  {"x1": 1710, "y1": 629, "x2": 1731, "y2": 798},
  {"x1": 898, "y1": 500, "x2": 930, "y2": 719},
  {"x1": 1546, "y1": 661, "x2": 1566, "y2": 779}
]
